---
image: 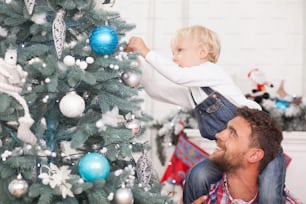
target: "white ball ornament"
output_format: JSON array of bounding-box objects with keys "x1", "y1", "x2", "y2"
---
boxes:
[
  {"x1": 115, "y1": 188, "x2": 134, "y2": 204},
  {"x1": 76, "y1": 59, "x2": 81, "y2": 66},
  {"x1": 108, "y1": 192, "x2": 114, "y2": 201},
  {"x1": 59, "y1": 91, "x2": 85, "y2": 118},
  {"x1": 63, "y1": 55, "x2": 75, "y2": 66},
  {"x1": 113, "y1": 65, "x2": 119, "y2": 70},
  {"x1": 79, "y1": 61, "x2": 88, "y2": 70},
  {"x1": 86, "y1": 56, "x2": 94, "y2": 64},
  {"x1": 45, "y1": 78, "x2": 51, "y2": 83}
]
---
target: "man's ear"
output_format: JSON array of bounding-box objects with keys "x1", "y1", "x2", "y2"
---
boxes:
[
  {"x1": 248, "y1": 148, "x2": 264, "y2": 163},
  {"x1": 199, "y1": 44, "x2": 209, "y2": 59}
]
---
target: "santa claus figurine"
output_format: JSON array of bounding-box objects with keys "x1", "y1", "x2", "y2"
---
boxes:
[{"x1": 246, "y1": 68, "x2": 273, "y2": 104}]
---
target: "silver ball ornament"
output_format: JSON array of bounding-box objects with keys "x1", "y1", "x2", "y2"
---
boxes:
[
  {"x1": 115, "y1": 188, "x2": 134, "y2": 204},
  {"x1": 8, "y1": 177, "x2": 28, "y2": 197},
  {"x1": 121, "y1": 72, "x2": 141, "y2": 88}
]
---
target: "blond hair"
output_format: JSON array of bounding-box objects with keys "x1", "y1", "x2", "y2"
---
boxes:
[{"x1": 172, "y1": 25, "x2": 221, "y2": 63}]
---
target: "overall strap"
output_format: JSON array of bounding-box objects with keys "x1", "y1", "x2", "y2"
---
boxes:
[
  {"x1": 201, "y1": 87, "x2": 214, "y2": 95},
  {"x1": 190, "y1": 90, "x2": 197, "y2": 106},
  {"x1": 190, "y1": 87, "x2": 215, "y2": 106}
]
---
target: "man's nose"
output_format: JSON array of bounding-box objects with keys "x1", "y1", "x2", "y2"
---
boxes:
[{"x1": 215, "y1": 129, "x2": 227, "y2": 141}]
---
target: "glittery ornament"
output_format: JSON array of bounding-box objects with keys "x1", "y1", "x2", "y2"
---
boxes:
[
  {"x1": 8, "y1": 174, "x2": 28, "y2": 197},
  {"x1": 115, "y1": 187, "x2": 134, "y2": 204},
  {"x1": 52, "y1": 9, "x2": 66, "y2": 59},
  {"x1": 136, "y1": 151, "x2": 153, "y2": 186}
]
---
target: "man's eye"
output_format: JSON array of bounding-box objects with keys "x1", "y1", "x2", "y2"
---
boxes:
[
  {"x1": 177, "y1": 48, "x2": 183, "y2": 52},
  {"x1": 229, "y1": 129, "x2": 235, "y2": 137}
]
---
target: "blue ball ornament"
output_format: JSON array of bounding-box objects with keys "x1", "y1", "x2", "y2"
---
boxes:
[
  {"x1": 78, "y1": 153, "x2": 110, "y2": 182},
  {"x1": 89, "y1": 26, "x2": 119, "y2": 55}
]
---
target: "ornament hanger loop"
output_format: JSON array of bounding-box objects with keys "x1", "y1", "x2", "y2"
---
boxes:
[{"x1": 40, "y1": 164, "x2": 51, "y2": 176}]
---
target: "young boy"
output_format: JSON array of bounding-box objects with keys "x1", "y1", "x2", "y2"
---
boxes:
[{"x1": 126, "y1": 25, "x2": 286, "y2": 204}]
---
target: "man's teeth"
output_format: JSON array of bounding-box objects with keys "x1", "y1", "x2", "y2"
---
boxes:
[{"x1": 216, "y1": 146, "x2": 222, "y2": 150}]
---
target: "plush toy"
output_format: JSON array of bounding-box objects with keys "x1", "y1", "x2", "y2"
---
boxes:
[
  {"x1": 247, "y1": 68, "x2": 273, "y2": 104},
  {"x1": 275, "y1": 80, "x2": 303, "y2": 114},
  {"x1": 0, "y1": 49, "x2": 36, "y2": 144}
]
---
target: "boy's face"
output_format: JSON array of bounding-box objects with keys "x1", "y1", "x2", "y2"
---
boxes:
[{"x1": 171, "y1": 36, "x2": 206, "y2": 67}]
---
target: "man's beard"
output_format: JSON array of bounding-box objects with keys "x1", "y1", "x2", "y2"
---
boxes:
[{"x1": 209, "y1": 150, "x2": 244, "y2": 172}]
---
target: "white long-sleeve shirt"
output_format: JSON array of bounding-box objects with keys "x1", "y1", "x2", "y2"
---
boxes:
[{"x1": 139, "y1": 51, "x2": 261, "y2": 110}]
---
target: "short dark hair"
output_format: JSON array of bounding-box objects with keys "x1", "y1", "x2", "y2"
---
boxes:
[{"x1": 236, "y1": 107, "x2": 283, "y2": 172}]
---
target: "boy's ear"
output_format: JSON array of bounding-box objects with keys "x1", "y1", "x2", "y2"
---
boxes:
[{"x1": 199, "y1": 44, "x2": 209, "y2": 59}]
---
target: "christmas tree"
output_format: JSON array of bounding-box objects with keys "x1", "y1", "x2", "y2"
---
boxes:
[{"x1": 0, "y1": 0, "x2": 172, "y2": 203}]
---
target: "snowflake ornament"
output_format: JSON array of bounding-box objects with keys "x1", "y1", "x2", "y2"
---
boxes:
[{"x1": 38, "y1": 163, "x2": 74, "y2": 198}]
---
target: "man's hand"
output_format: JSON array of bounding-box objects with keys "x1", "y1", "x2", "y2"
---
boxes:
[
  {"x1": 191, "y1": 196, "x2": 208, "y2": 204},
  {"x1": 125, "y1": 37, "x2": 150, "y2": 57}
]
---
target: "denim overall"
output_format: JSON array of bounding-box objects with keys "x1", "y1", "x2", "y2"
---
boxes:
[{"x1": 192, "y1": 87, "x2": 237, "y2": 140}]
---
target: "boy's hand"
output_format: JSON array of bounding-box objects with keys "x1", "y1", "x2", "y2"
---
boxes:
[
  {"x1": 191, "y1": 196, "x2": 208, "y2": 204},
  {"x1": 125, "y1": 37, "x2": 150, "y2": 57}
]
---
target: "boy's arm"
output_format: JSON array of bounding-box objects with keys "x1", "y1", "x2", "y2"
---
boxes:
[
  {"x1": 139, "y1": 58, "x2": 194, "y2": 108},
  {"x1": 126, "y1": 37, "x2": 219, "y2": 88}
]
